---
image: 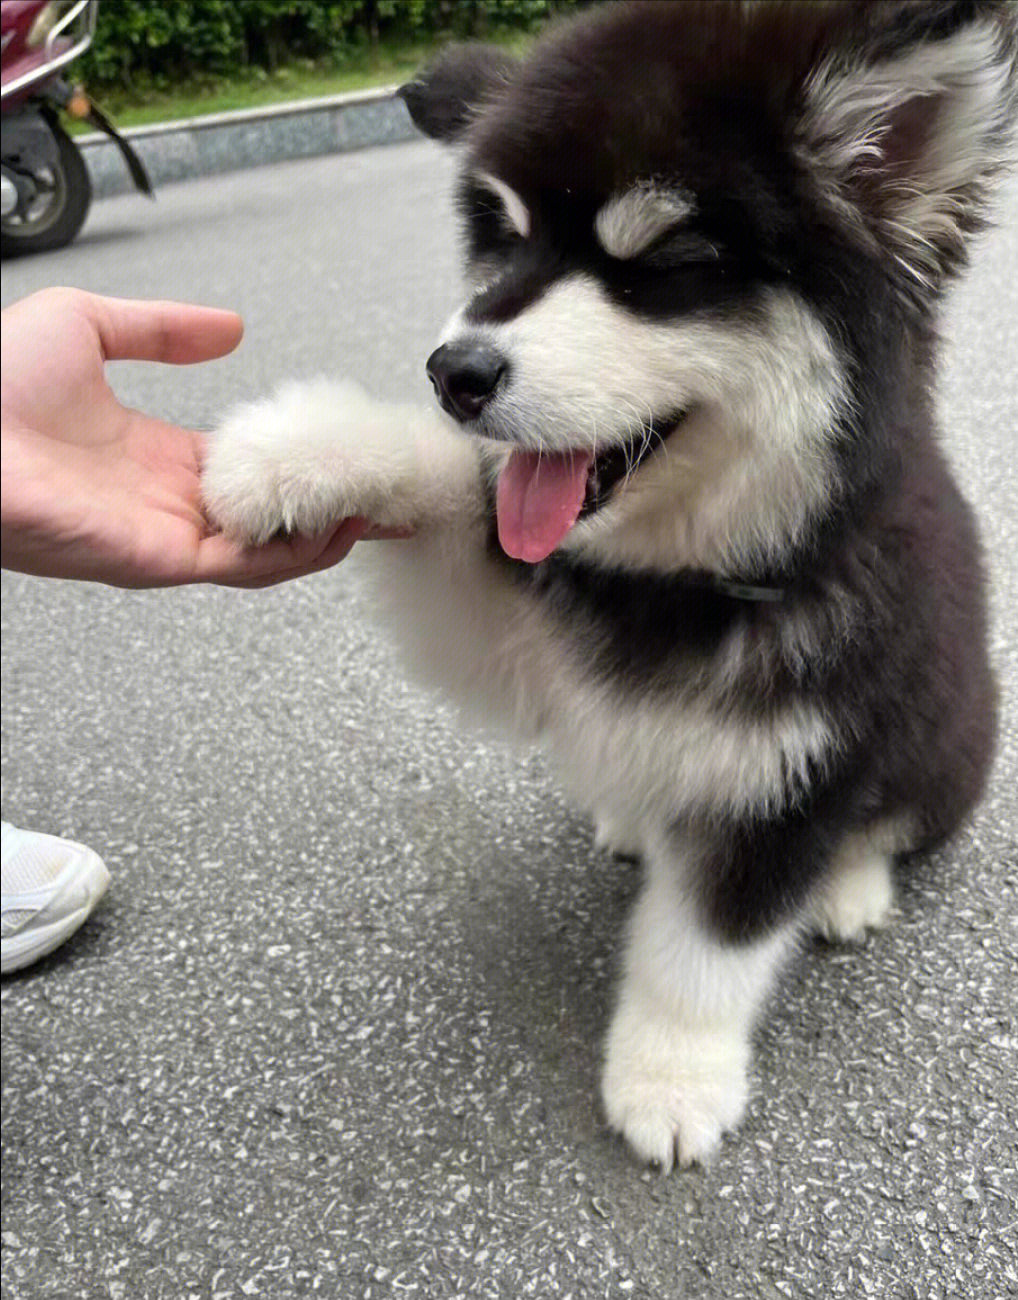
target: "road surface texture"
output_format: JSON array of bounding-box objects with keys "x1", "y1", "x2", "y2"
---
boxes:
[{"x1": 2, "y1": 142, "x2": 1016, "y2": 1300}]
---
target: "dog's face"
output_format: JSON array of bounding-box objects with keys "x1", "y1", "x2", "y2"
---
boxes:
[{"x1": 400, "y1": 1, "x2": 1015, "y2": 568}]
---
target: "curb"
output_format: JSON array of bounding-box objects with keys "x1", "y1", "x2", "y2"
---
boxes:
[{"x1": 78, "y1": 86, "x2": 417, "y2": 200}]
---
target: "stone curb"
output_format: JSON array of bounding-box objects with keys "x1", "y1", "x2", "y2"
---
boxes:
[{"x1": 78, "y1": 85, "x2": 416, "y2": 200}]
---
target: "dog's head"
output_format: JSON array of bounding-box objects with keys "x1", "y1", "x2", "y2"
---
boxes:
[{"x1": 400, "y1": 1, "x2": 1015, "y2": 570}]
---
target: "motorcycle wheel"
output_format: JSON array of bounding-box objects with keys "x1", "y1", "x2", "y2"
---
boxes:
[{"x1": 1, "y1": 120, "x2": 92, "y2": 256}]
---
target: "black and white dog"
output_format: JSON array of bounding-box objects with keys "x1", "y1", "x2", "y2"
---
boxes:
[{"x1": 204, "y1": 1, "x2": 1013, "y2": 1169}]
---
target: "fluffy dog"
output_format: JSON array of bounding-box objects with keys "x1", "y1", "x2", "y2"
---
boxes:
[{"x1": 203, "y1": 1, "x2": 1013, "y2": 1169}]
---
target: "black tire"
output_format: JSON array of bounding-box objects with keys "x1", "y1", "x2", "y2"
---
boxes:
[{"x1": 1, "y1": 120, "x2": 92, "y2": 257}]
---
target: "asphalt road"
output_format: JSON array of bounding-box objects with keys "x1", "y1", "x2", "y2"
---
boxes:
[{"x1": 2, "y1": 142, "x2": 1016, "y2": 1300}]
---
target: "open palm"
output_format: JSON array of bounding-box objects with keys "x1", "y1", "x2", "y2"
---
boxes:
[{"x1": 1, "y1": 288, "x2": 369, "y2": 587}]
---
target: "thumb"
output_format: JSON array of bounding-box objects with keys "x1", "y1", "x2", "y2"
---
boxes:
[{"x1": 87, "y1": 293, "x2": 244, "y2": 365}]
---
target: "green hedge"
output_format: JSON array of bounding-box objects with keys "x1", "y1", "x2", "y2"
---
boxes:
[{"x1": 79, "y1": 1, "x2": 583, "y2": 93}]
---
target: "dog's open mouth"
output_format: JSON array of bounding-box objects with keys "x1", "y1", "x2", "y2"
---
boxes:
[{"x1": 494, "y1": 418, "x2": 679, "y2": 562}]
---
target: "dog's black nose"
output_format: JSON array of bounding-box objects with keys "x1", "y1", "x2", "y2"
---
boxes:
[{"x1": 426, "y1": 342, "x2": 507, "y2": 422}]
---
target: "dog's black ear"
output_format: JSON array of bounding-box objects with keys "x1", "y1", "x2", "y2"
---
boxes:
[
  {"x1": 797, "y1": 0, "x2": 1017, "y2": 286},
  {"x1": 397, "y1": 43, "x2": 518, "y2": 142}
]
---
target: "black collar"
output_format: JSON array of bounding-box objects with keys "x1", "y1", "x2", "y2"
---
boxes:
[{"x1": 703, "y1": 574, "x2": 786, "y2": 602}]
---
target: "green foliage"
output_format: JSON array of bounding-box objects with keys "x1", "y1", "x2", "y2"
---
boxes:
[{"x1": 79, "y1": 1, "x2": 585, "y2": 95}]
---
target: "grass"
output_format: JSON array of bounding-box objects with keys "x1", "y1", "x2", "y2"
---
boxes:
[{"x1": 70, "y1": 35, "x2": 533, "y2": 133}]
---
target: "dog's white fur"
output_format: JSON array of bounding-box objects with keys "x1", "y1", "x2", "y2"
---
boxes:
[{"x1": 476, "y1": 170, "x2": 532, "y2": 239}]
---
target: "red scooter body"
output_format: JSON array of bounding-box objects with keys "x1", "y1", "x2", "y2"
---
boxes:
[
  {"x1": 2, "y1": 0, "x2": 75, "y2": 109},
  {"x1": 1, "y1": 0, "x2": 151, "y2": 254}
]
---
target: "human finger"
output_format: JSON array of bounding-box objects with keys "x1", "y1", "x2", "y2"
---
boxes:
[
  {"x1": 88, "y1": 294, "x2": 244, "y2": 366},
  {"x1": 192, "y1": 518, "x2": 368, "y2": 587}
]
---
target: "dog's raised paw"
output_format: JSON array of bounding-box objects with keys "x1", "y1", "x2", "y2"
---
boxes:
[
  {"x1": 203, "y1": 378, "x2": 407, "y2": 544},
  {"x1": 601, "y1": 1005, "x2": 749, "y2": 1172},
  {"x1": 203, "y1": 401, "x2": 292, "y2": 544}
]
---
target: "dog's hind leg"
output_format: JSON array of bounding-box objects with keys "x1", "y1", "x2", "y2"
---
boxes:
[
  {"x1": 809, "y1": 818, "x2": 916, "y2": 943},
  {"x1": 593, "y1": 808, "x2": 644, "y2": 861},
  {"x1": 810, "y1": 835, "x2": 896, "y2": 943}
]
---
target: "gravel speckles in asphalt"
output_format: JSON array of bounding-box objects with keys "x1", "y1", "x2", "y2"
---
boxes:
[{"x1": 2, "y1": 145, "x2": 1016, "y2": 1300}]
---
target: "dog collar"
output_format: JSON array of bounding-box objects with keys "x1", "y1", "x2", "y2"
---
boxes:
[{"x1": 709, "y1": 576, "x2": 786, "y2": 602}]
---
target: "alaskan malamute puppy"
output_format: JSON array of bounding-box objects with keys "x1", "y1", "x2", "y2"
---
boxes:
[{"x1": 204, "y1": 1, "x2": 1013, "y2": 1169}]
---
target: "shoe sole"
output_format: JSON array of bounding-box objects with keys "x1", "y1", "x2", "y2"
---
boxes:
[{"x1": 1, "y1": 849, "x2": 111, "y2": 974}]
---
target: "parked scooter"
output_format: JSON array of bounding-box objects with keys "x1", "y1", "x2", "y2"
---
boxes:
[{"x1": 1, "y1": 0, "x2": 151, "y2": 255}]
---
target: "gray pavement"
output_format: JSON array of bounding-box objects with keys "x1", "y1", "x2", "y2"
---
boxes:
[{"x1": 2, "y1": 143, "x2": 1016, "y2": 1300}]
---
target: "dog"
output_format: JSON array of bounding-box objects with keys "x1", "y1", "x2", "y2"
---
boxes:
[{"x1": 203, "y1": 1, "x2": 1013, "y2": 1170}]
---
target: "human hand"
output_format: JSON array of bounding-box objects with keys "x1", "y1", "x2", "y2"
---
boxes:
[{"x1": 1, "y1": 287, "x2": 374, "y2": 587}]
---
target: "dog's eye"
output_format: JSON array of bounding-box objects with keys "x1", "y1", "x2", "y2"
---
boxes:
[{"x1": 636, "y1": 230, "x2": 724, "y2": 271}]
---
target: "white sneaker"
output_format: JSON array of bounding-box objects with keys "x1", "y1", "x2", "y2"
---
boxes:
[{"x1": 1, "y1": 822, "x2": 110, "y2": 974}]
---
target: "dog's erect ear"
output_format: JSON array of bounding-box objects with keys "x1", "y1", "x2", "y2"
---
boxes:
[
  {"x1": 798, "y1": 0, "x2": 1017, "y2": 286},
  {"x1": 397, "y1": 44, "x2": 518, "y2": 143}
]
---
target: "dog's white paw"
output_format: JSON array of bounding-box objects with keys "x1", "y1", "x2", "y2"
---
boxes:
[
  {"x1": 593, "y1": 810, "x2": 643, "y2": 860},
  {"x1": 601, "y1": 1000, "x2": 749, "y2": 1171},
  {"x1": 203, "y1": 378, "x2": 415, "y2": 544},
  {"x1": 813, "y1": 845, "x2": 895, "y2": 943}
]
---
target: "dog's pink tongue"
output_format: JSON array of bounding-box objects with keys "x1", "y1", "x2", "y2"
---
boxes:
[{"x1": 496, "y1": 449, "x2": 592, "y2": 563}]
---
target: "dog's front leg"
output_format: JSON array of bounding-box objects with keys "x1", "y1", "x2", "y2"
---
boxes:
[
  {"x1": 203, "y1": 378, "x2": 482, "y2": 544},
  {"x1": 601, "y1": 827, "x2": 795, "y2": 1171}
]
